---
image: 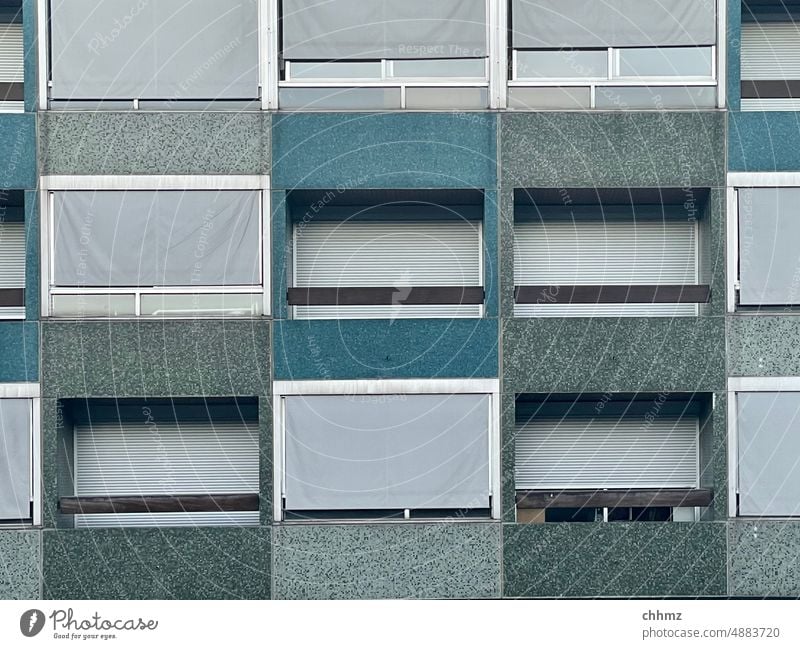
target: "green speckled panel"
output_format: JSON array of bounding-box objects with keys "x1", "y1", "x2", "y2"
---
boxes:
[
  {"x1": 728, "y1": 316, "x2": 800, "y2": 376},
  {"x1": 501, "y1": 112, "x2": 725, "y2": 188},
  {"x1": 39, "y1": 112, "x2": 268, "y2": 175},
  {"x1": 43, "y1": 528, "x2": 270, "y2": 599},
  {"x1": 503, "y1": 317, "x2": 725, "y2": 394},
  {"x1": 273, "y1": 523, "x2": 501, "y2": 599},
  {"x1": 503, "y1": 522, "x2": 727, "y2": 597},
  {"x1": 41, "y1": 320, "x2": 270, "y2": 398},
  {"x1": 729, "y1": 521, "x2": 800, "y2": 597},
  {"x1": 0, "y1": 531, "x2": 40, "y2": 599}
]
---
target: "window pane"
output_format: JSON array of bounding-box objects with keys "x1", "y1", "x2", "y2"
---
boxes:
[
  {"x1": 515, "y1": 50, "x2": 608, "y2": 79},
  {"x1": 594, "y1": 85, "x2": 716, "y2": 109},
  {"x1": 140, "y1": 293, "x2": 263, "y2": 317},
  {"x1": 617, "y1": 47, "x2": 713, "y2": 78},
  {"x1": 279, "y1": 87, "x2": 401, "y2": 110},
  {"x1": 390, "y1": 58, "x2": 486, "y2": 78},
  {"x1": 288, "y1": 61, "x2": 382, "y2": 79},
  {"x1": 508, "y1": 86, "x2": 591, "y2": 109},
  {"x1": 405, "y1": 87, "x2": 488, "y2": 109},
  {"x1": 51, "y1": 294, "x2": 136, "y2": 317},
  {"x1": 0, "y1": 399, "x2": 30, "y2": 521}
]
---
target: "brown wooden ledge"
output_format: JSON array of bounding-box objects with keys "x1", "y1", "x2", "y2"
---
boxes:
[
  {"x1": 59, "y1": 494, "x2": 259, "y2": 515},
  {"x1": 516, "y1": 488, "x2": 713, "y2": 509}
]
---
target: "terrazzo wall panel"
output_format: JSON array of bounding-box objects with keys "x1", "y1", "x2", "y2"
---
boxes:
[
  {"x1": 43, "y1": 528, "x2": 270, "y2": 600},
  {"x1": 272, "y1": 523, "x2": 501, "y2": 600},
  {"x1": 728, "y1": 521, "x2": 800, "y2": 597},
  {"x1": 0, "y1": 530, "x2": 40, "y2": 599}
]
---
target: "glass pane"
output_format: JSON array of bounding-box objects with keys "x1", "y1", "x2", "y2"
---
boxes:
[
  {"x1": 288, "y1": 61, "x2": 382, "y2": 80},
  {"x1": 405, "y1": 87, "x2": 488, "y2": 109},
  {"x1": 515, "y1": 50, "x2": 608, "y2": 79},
  {"x1": 617, "y1": 47, "x2": 713, "y2": 78},
  {"x1": 508, "y1": 86, "x2": 591, "y2": 110},
  {"x1": 140, "y1": 293, "x2": 263, "y2": 317},
  {"x1": 390, "y1": 58, "x2": 486, "y2": 78},
  {"x1": 51, "y1": 294, "x2": 136, "y2": 317},
  {"x1": 279, "y1": 87, "x2": 401, "y2": 110},
  {"x1": 594, "y1": 85, "x2": 716, "y2": 109}
]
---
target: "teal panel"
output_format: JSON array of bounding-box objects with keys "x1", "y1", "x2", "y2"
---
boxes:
[
  {"x1": 0, "y1": 322, "x2": 38, "y2": 382},
  {"x1": 0, "y1": 114, "x2": 36, "y2": 187},
  {"x1": 729, "y1": 112, "x2": 800, "y2": 171}
]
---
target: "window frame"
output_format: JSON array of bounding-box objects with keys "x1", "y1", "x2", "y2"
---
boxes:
[
  {"x1": 728, "y1": 376, "x2": 800, "y2": 518},
  {"x1": 272, "y1": 378, "x2": 501, "y2": 522},
  {"x1": 0, "y1": 383, "x2": 41, "y2": 528},
  {"x1": 726, "y1": 172, "x2": 800, "y2": 313},
  {"x1": 38, "y1": 0, "x2": 269, "y2": 111},
  {"x1": 39, "y1": 174, "x2": 271, "y2": 319}
]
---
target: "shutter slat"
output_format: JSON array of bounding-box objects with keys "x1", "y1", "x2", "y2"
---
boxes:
[
  {"x1": 513, "y1": 220, "x2": 697, "y2": 317},
  {"x1": 0, "y1": 24, "x2": 22, "y2": 82},
  {"x1": 295, "y1": 220, "x2": 482, "y2": 319},
  {"x1": 515, "y1": 417, "x2": 699, "y2": 490},
  {"x1": 742, "y1": 22, "x2": 800, "y2": 80},
  {"x1": 75, "y1": 421, "x2": 259, "y2": 528}
]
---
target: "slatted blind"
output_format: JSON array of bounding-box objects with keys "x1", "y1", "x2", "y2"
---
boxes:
[
  {"x1": 514, "y1": 220, "x2": 697, "y2": 316},
  {"x1": 294, "y1": 220, "x2": 482, "y2": 319},
  {"x1": 515, "y1": 416, "x2": 699, "y2": 490},
  {"x1": 741, "y1": 22, "x2": 800, "y2": 110},
  {"x1": 0, "y1": 221, "x2": 25, "y2": 318},
  {"x1": 74, "y1": 421, "x2": 259, "y2": 527},
  {"x1": 0, "y1": 22, "x2": 23, "y2": 112}
]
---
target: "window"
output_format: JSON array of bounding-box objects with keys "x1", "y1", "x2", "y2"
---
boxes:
[
  {"x1": 0, "y1": 2, "x2": 23, "y2": 113},
  {"x1": 278, "y1": 0, "x2": 490, "y2": 110},
  {"x1": 60, "y1": 399, "x2": 259, "y2": 528},
  {"x1": 730, "y1": 379, "x2": 800, "y2": 517},
  {"x1": 741, "y1": 1, "x2": 800, "y2": 110},
  {"x1": 509, "y1": 0, "x2": 719, "y2": 109},
  {"x1": 0, "y1": 385, "x2": 40, "y2": 527},
  {"x1": 273, "y1": 380, "x2": 500, "y2": 521},
  {"x1": 45, "y1": 0, "x2": 260, "y2": 110},
  {"x1": 0, "y1": 191, "x2": 26, "y2": 319},
  {"x1": 515, "y1": 393, "x2": 714, "y2": 523},
  {"x1": 41, "y1": 176, "x2": 269, "y2": 318},
  {"x1": 513, "y1": 188, "x2": 709, "y2": 317},
  {"x1": 287, "y1": 190, "x2": 484, "y2": 319},
  {"x1": 729, "y1": 175, "x2": 800, "y2": 311}
]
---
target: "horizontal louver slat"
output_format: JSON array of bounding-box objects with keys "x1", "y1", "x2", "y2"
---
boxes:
[
  {"x1": 742, "y1": 22, "x2": 800, "y2": 80},
  {"x1": 0, "y1": 24, "x2": 22, "y2": 83},
  {"x1": 0, "y1": 221, "x2": 25, "y2": 288},
  {"x1": 515, "y1": 417, "x2": 698, "y2": 490},
  {"x1": 513, "y1": 220, "x2": 697, "y2": 317},
  {"x1": 295, "y1": 220, "x2": 481, "y2": 319},
  {"x1": 75, "y1": 421, "x2": 258, "y2": 527}
]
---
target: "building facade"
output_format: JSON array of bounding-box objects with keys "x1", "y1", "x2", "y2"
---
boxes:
[{"x1": 0, "y1": 0, "x2": 798, "y2": 599}]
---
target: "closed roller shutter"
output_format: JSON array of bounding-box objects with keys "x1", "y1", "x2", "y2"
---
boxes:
[
  {"x1": 0, "y1": 22, "x2": 22, "y2": 112},
  {"x1": 294, "y1": 220, "x2": 482, "y2": 319},
  {"x1": 741, "y1": 22, "x2": 800, "y2": 110},
  {"x1": 515, "y1": 416, "x2": 699, "y2": 490},
  {"x1": 74, "y1": 421, "x2": 259, "y2": 527},
  {"x1": 513, "y1": 220, "x2": 697, "y2": 317},
  {"x1": 0, "y1": 221, "x2": 25, "y2": 318}
]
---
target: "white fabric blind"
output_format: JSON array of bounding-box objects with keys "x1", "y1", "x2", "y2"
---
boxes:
[
  {"x1": 74, "y1": 421, "x2": 259, "y2": 527},
  {"x1": 0, "y1": 399, "x2": 31, "y2": 520},
  {"x1": 284, "y1": 394, "x2": 491, "y2": 511},
  {"x1": 515, "y1": 416, "x2": 699, "y2": 490},
  {"x1": 294, "y1": 220, "x2": 482, "y2": 319},
  {"x1": 0, "y1": 221, "x2": 25, "y2": 318},
  {"x1": 514, "y1": 219, "x2": 697, "y2": 317},
  {"x1": 0, "y1": 23, "x2": 22, "y2": 83},
  {"x1": 741, "y1": 22, "x2": 800, "y2": 80}
]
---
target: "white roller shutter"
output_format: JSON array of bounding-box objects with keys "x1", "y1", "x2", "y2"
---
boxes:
[
  {"x1": 294, "y1": 220, "x2": 482, "y2": 319},
  {"x1": 741, "y1": 22, "x2": 800, "y2": 110},
  {"x1": 0, "y1": 22, "x2": 23, "y2": 112},
  {"x1": 515, "y1": 416, "x2": 699, "y2": 490},
  {"x1": 74, "y1": 421, "x2": 259, "y2": 527},
  {"x1": 0, "y1": 221, "x2": 25, "y2": 319},
  {"x1": 513, "y1": 220, "x2": 698, "y2": 317}
]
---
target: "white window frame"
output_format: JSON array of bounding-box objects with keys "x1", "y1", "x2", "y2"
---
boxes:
[
  {"x1": 727, "y1": 376, "x2": 800, "y2": 518},
  {"x1": 275, "y1": 0, "x2": 501, "y2": 109},
  {"x1": 726, "y1": 171, "x2": 800, "y2": 313},
  {"x1": 0, "y1": 383, "x2": 41, "y2": 528},
  {"x1": 38, "y1": 0, "x2": 269, "y2": 110},
  {"x1": 290, "y1": 218, "x2": 486, "y2": 320},
  {"x1": 273, "y1": 378, "x2": 501, "y2": 522},
  {"x1": 39, "y1": 175, "x2": 271, "y2": 319},
  {"x1": 507, "y1": 0, "x2": 725, "y2": 109}
]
